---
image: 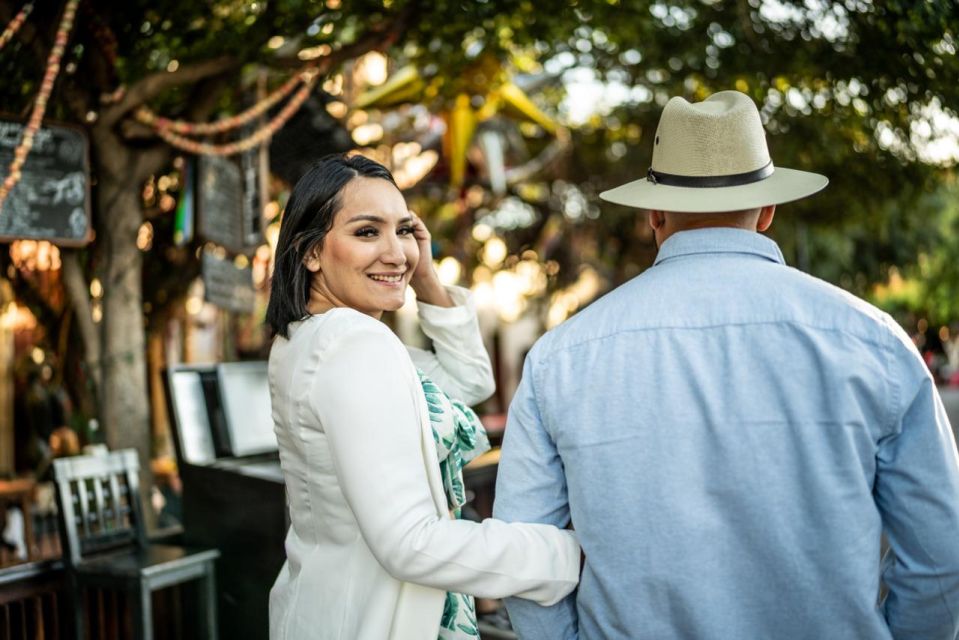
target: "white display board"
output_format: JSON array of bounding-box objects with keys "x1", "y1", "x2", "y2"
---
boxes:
[
  {"x1": 169, "y1": 369, "x2": 217, "y2": 464},
  {"x1": 217, "y1": 361, "x2": 277, "y2": 457}
]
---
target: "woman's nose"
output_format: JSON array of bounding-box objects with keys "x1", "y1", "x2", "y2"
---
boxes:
[{"x1": 379, "y1": 235, "x2": 407, "y2": 265}]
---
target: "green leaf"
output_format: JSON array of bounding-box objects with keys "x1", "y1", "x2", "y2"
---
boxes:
[{"x1": 441, "y1": 594, "x2": 458, "y2": 628}]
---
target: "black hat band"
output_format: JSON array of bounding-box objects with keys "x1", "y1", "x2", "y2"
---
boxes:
[{"x1": 646, "y1": 161, "x2": 774, "y2": 188}]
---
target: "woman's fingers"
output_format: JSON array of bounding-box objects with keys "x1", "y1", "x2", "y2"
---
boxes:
[
  {"x1": 408, "y1": 211, "x2": 434, "y2": 277},
  {"x1": 410, "y1": 210, "x2": 430, "y2": 241}
]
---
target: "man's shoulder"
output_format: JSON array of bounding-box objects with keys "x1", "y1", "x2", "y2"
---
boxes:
[
  {"x1": 783, "y1": 268, "x2": 905, "y2": 339},
  {"x1": 530, "y1": 264, "x2": 908, "y2": 361},
  {"x1": 527, "y1": 277, "x2": 645, "y2": 361}
]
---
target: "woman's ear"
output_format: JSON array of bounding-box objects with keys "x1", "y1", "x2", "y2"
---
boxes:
[{"x1": 303, "y1": 249, "x2": 321, "y2": 273}]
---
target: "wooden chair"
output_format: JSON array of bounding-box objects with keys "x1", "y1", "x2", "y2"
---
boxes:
[{"x1": 53, "y1": 449, "x2": 220, "y2": 640}]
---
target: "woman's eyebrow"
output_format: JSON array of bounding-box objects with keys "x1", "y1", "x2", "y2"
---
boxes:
[
  {"x1": 345, "y1": 214, "x2": 414, "y2": 225},
  {"x1": 345, "y1": 214, "x2": 385, "y2": 224}
]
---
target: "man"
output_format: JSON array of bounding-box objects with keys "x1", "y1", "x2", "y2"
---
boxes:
[{"x1": 493, "y1": 90, "x2": 959, "y2": 639}]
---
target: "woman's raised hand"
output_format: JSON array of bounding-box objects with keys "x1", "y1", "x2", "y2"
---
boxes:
[{"x1": 408, "y1": 211, "x2": 453, "y2": 307}]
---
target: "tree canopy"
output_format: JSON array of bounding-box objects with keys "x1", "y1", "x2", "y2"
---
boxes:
[
  {"x1": 4, "y1": 2, "x2": 956, "y2": 258},
  {"x1": 0, "y1": 0, "x2": 957, "y2": 458}
]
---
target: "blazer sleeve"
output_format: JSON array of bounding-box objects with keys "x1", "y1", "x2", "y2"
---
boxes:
[
  {"x1": 407, "y1": 285, "x2": 495, "y2": 406},
  {"x1": 308, "y1": 316, "x2": 579, "y2": 605}
]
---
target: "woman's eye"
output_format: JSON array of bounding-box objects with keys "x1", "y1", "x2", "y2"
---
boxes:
[
  {"x1": 355, "y1": 227, "x2": 377, "y2": 238},
  {"x1": 397, "y1": 225, "x2": 415, "y2": 236}
]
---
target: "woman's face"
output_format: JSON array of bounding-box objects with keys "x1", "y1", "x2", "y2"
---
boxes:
[{"x1": 305, "y1": 176, "x2": 419, "y2": 319}]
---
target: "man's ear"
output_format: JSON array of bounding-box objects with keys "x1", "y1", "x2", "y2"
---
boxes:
[
  {"x1": 757, "y1": 205, "x2": 776, "y2": 232},
  {"x1": 648, "y1": 209, "x2": 666, "y2": 231}
]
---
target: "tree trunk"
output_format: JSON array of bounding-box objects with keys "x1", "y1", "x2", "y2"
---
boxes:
[
  {"x1": 98, "y1": 179, "x2": 149, "y2": 458},
  {"x1": 92, "y1": 130, "x2": 167, "y2": 529}
]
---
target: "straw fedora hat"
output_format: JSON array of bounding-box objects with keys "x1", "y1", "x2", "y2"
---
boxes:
[{"x1": 599, "y1": 90, "x2": 828, "y2": 212}]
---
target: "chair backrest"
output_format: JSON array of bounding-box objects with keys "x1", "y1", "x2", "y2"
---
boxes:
[{"x1": 52, "y1": 449, "x2": 148, "y2": 566}]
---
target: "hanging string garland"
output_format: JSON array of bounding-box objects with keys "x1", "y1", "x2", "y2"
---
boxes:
[
  {"x1": 152, "y1": 72, "x2": 318, "y2": 156},
  {"x1": 0, "y1": 0, "x2": 79, "y2": 212},
  {"x1": 2, "y1": 0, "x2": 322, "y2": 166},
  {"x1": 136, "y1": 66, "x2": 315, "y2": 136},
  {"x1": 0, "y1": 1, "x2": 33, "y2": 52}
]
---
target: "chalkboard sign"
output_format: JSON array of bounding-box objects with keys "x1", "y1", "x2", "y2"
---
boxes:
[
  {"x1": 0, "y1": 118, "x2": 92, "y2": 246},
  {"x1": 201, "y1": 250, "x2": 255, "y2": 314},
  {"x1": 198, "y1": 155, "x2": 248, "y2": 254}
]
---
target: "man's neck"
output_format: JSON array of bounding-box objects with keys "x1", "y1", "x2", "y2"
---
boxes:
[{"x1": 657, "y1": 221, "x2": 759, "y2": 246}]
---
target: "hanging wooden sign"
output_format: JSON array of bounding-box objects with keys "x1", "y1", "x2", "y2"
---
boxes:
[
  {"x1": 198, "y1": 155, "x2": 246, "y2": 253},
  {"x1": 0, "y1": 118, "x2": 92, "y2": 246},
  {"x1": 201, "y1": 250, "x2": 255, "y2": 314}
]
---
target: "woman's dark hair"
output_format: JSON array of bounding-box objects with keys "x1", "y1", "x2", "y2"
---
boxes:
[{"x1": 266, "y1": 153, "x2": 396, "y2": 337}]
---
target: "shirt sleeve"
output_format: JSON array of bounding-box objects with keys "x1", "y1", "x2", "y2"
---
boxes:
[
  {"x1": 407, "y1": 285, "x2": 495, "y2": 406},
  {"x1": 309, "y1": 317, "x2": 579, "y2": 604},
  {"x1": 876, "y1": 327, "x2": 959, "y2": 640},
  {"x1": 493, "y1": 350, "x2": 580, "y2": 639}
]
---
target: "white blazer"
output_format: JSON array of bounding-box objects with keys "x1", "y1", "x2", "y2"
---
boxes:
[{"x1": 268, "y1": 287, "x2": 579, "y2": 640}]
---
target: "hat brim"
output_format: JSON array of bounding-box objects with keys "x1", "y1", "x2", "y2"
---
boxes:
[{"x1": 599, "y1": 167, "x2": 828, "y2": 213}]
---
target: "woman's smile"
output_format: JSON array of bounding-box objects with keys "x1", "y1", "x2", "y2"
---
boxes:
[{"x1": 368, "y1": 272, "x2": 406, "y2": 285}]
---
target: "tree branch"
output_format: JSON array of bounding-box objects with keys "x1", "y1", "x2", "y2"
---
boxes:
[
  {"x1": 126, "y1": 73, "x2": 232, "y2": 181},
  {"x1": 101, "y1": 56, "x2": 237, "y2": 129},
  {"x1": 118, "y1": 118, "x2": 156, "y2": 140},
  {"x1": 112, "y1": 5, "x2": 413, "y2": 146},
  {"x1": 132, "y1": 145, "x2": 173, "y2": 187},
  {"x1": 118, "y1": 71, "x2": 229, "y2": 139},
  {"x1": 100, "y1": 0, "x2": 414, "y2": 147}
]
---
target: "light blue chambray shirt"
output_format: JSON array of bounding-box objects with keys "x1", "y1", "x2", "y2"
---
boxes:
[{"x1": 494, "y1": 228, "x2": 959, "y2": 640}]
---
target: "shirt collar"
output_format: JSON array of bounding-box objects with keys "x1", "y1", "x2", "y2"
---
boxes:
[{"x1": 653, "y1": 228, "x2": 786, "y2": 267}]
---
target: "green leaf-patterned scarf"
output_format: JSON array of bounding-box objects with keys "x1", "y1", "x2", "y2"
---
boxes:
[{"x1": 418, "y1": 370, "x2": 490, "y2": 640}]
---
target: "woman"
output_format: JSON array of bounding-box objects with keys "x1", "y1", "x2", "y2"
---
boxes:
[{"x1": 266, "y1": 154, "x2": 579, "y2": 640}]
